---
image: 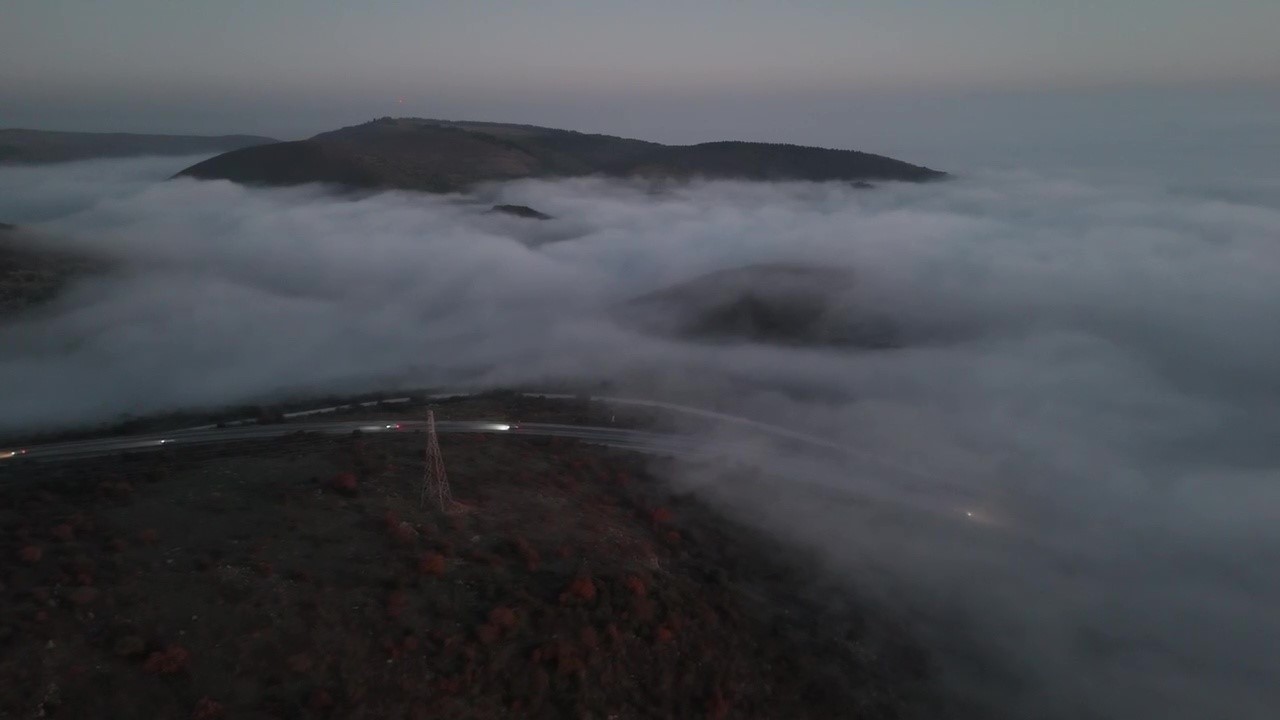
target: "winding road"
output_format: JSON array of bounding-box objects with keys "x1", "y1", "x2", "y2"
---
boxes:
[
  {"x1": 2, "y1": 419, "x2": 705, "y2": 464},
  {"x1": 0, "y1": 392, "x2": 1010, "y2": 531}
]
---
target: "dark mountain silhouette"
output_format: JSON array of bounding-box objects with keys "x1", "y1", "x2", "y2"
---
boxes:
[
  {"x1": 0, "y1": 129, "x2": 276, "y2": 164},
  {"x1": 489, "y1": 204, "x2": 552, "y2": 220},
  {"x1": 621, "y1": 264, "x2": 900, "y2": 348},
  {"x1": 176, "y1": 118, "x2": 946, "y2": 192}
]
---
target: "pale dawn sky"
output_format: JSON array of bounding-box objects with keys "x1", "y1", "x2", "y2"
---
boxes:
[{"x1": 3, "y1": 0, "x2": 1278, "y2": 149}]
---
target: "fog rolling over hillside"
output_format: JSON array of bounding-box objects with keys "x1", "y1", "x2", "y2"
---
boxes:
[
  {"x1": 621, "y1": 264, "x2": 901, "y2": 348},
  {"x1": 176, "y1": 117, "x2": 946, "y2": 192},
  {"x1": 1, "y1": 138, "x2": 1279, "y2": 719}
]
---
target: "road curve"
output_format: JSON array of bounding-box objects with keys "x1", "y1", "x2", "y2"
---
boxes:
[
  {"x1": 1, "y1": 420, "x2": 705, "y2": 464},
  {"x1": 0, "y1": 394, "x2": 1013, "y2": 533}
]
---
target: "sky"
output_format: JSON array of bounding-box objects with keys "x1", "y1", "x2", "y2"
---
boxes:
[{"x1": 3, "y1": 0, "x2": 1279, "y2": 153}]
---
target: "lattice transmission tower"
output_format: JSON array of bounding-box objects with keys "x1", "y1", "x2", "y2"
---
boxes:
[{"x1": 421, "y1": 411, "x2": 452, "y2": 511}]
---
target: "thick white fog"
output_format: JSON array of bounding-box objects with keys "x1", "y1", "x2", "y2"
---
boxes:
[{"x1": 1, "y1": 154, "x2": 1278, "y2": 718}]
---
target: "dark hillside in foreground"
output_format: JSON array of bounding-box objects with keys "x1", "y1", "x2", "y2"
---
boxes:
[
  {"x1": 0, "y1": 398, "x2": 930, "y2": 718},
  {"x1": 0, "y1": 129, "x2": 276, "y2": 164},
  {"x1": 176, "y1": 117, "x2": 946, "y2": 192}
]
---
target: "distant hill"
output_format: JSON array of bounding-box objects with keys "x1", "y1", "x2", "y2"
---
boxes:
[
  {"x1": 176, "y1": 117, "x2": 946, "y2": 192},
  {"x1": 489, "y1": 204, "x2": 552, "y2": 220},
  {"x1": 620, "y1": 264, "x2": 900, "y2": 349},
  {"x1": 0, "y1": 129, "x2": 277, "y2": 164}
]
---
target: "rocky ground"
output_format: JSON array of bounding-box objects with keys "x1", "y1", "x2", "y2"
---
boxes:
[{"x1": 0, "y1": 407, "x2": 930, "y2": 719}]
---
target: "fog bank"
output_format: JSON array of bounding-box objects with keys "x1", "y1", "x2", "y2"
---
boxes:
[{"x1": 1, "y1": 155, "x2": 1278, "y2": 718}]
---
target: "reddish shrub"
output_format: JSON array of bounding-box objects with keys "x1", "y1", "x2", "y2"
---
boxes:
[
  {"x1": 655, "y1": 626, "x2": 675, "y2": 644},
  {"x1": 50, "y1": 524, "x2": 75, "y2": 542},
  {"x1": 382, "y1": 638, "x2": 403, "y2": 660},
  {"x1": 532, "y1": 667, "x2": 550, "y2": 696},
  {"x1": 436, "y1": 675, "x2": 464, "y2": 696},
  {"x1": 633, "y1": 596, "x2": 655, "y2": 622},
  {"x1": 68, "y1": 512, "x2": 92, "y2": 530},
  {"x1": 512, "y1": 537, "x2": 540, "y2": 571},
  {"x1": 706, "y1": 688, "x2": 732, "y2": 720},
  {"x1": 69, "y1": 587, "x2": 99, "y2": 606},
  {"x1": 556, "y1": 651, "x2": 585, "y2": 677},
  {"x1": 488, "y1": 606, "x2": 518, "y2": 630},
  {"x1": 664, "y1": 530, "x2": 681, "y2": 546},
  {"x1": 108, "y1": 538, "x2": 128, "y2": 553},
  {"x1": 580, "y1": 627, "x2": 598, "y2": 649},
  {"x1": 138, "y1": 529, "x2": 159, "y2": 545},
  {"x1": 192, "y1": 697, "x2": 224, "y2": 720},
  {"x1": 561, "y1": 577, "x2": 597, "y2": 604},
  {"x1": 624, "y1": 575, "x2": 647, "y2": 597},
  {"x1": 144, "y1": 644, "x2": 190, "y2": 674},
  {"x1": 476, "y1": 623, "x2": 500, "y2": 645},
  {"x1": 651, "y1": 507, "x2": 674, "y2": 525},
  {"x1": 418, "y1": 552, "x2": 446, "y2": 577},
  {"x1": 387, "y1": 590, "x2": 409, "y2": 618},
  {"x1": 76, "y1": 572, "x2": 93, "y2": 586},
  {"x1": 18, "y1": 545, "x2": 42, "y2": 563},
  {"x1": 331, "y1": 473, "x2": 359, "y2": 495},
  {"x1": 287, "y1": 653, "x2": 313, "y2": 673},
  {"x1": 308, "y1": 689, "x2": 333, "y2": 711},
  {"x1": 383, "y1": 510, "x2": 401, "y2": 529},
  {"x1": 390, "y1": 522, "x2": 418, "y2": 545}
]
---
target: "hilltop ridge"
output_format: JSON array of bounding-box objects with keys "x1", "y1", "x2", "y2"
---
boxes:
[{"x1": 176, "y1": 117, "x2": 946, "y2": 192}]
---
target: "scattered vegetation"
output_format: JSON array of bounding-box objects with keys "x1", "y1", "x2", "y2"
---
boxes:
[{"x1": 0, "y1": 425, "x2": 929, "y2": 718}]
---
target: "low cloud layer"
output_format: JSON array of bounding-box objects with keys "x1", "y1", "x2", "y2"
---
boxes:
[{"x1": 2, "y1": 156, "x2": 1279, "y2": 718}]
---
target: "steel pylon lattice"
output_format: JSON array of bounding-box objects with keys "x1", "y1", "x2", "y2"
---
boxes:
[{"x1": 421, "y1": 410, "x2": 452, "y2": 511}]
